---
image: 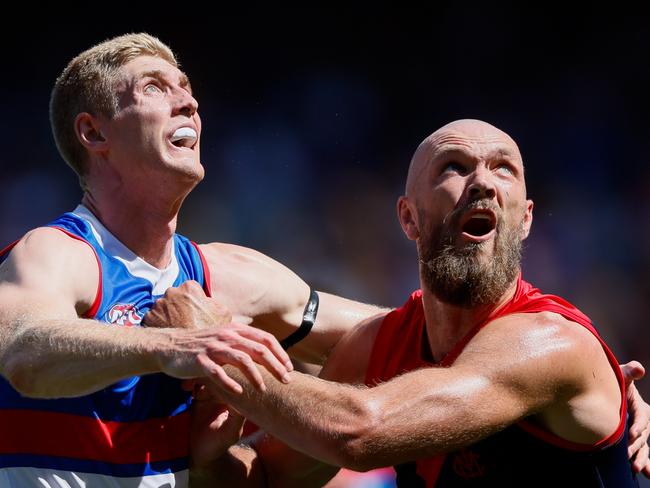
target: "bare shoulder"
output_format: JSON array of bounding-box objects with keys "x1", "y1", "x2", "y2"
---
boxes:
[
  {"x1": 458, "y1": 311, "x2": 621, "y2": 442},
  {"x1": 198, "y1": 242, "x2": 308, "y2": 318},
  {"x1": 0, "y1": 227, "x2": 98, "y2": 312},
  {"x1": 461, "y1": 311, "x2": 613, "y2": 389},
  {"x1": 320, "y1": 313, "x2": 388, "y2": 384}
]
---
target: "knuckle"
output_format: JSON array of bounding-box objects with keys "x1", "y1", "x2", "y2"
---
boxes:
[
  {"x1": 258, "y1": 332, "x2": 273, "y2": 343},
  {"x1": 207, "y1": 343, "x2": 225, "y2": 355},
  {"x1": 263, "y1": 333, "x2": 280, "y2": 346},
  {"x1": 230, "y1": 350, "x2": 246, "y2": 361},
  {"x1": 239, "y1": 353, "x2": 254, "y2": 365},
  {"x1": 216, "y1": 329, "x2": 233, "y2": 341}
]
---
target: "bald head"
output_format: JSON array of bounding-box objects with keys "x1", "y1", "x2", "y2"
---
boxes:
[
  {"x1": 405, "y1": 119, "x2": 523, "y2": 196},
  {"x1": 398, "y1": 119, "x2": 533, "y2": 307}
]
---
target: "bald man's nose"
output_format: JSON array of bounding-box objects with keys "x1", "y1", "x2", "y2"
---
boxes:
[{"x1": 467, "y1": 167, "x2": 496, "y2": 200}]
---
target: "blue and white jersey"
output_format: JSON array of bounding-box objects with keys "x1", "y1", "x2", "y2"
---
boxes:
[{"x1": 0, "y1": 205, "x2": 212, "y2": 487}]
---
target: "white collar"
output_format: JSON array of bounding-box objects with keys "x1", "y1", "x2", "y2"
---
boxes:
[{"x1": 72, "y1": 205, "x2": 180, "y2": 295}]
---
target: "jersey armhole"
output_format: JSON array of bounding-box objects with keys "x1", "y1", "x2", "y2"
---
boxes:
[
  {"x1": 50, "y1": 226, "x2": 103, "y2": 319},
  {"x1": 191, "y1": 241, "x2": 212, "y2": 298},
  {"x1": 0, "y1": 240, "x2": 19, "y2": 257}
]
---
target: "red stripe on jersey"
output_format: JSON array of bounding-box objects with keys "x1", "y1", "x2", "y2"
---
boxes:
[
  {"x1": 191, "y1": 241, "x2": 212, "y2": 298},
  {"x1": 50, "y1": 226, "x2": 103, "y2": 319},
  {"x1": 0, "y1": 409, "x2": 189, "y2": 463},
  {"x1": 0, "y1": 240, "x2": 19, "y2": 257}
]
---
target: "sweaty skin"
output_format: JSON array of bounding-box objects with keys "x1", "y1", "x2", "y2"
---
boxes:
[{"x1": 148, "y1": 120, "x2": 650, "y2": 486}]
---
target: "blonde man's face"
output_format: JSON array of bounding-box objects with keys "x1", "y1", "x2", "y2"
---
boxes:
[{"x1": 102, "y1": 55, "x2": 203, "y2": 185}]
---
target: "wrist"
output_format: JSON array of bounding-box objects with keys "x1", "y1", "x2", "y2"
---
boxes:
[{"x1": 142, "y1": 326, "x2": 179, "y2": 373}]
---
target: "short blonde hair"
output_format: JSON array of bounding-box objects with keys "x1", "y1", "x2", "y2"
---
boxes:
[{"x1": 49, "y1": 33, "x2": 177, "y2": 187}]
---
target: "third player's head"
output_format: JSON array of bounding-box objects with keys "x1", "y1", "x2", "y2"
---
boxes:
[
  {"x1": 398, "y1": 119, "x2": 534, "y2": 308},
  {"x1": 50, "y1": 33, "x2": 202, "y2": 198}
]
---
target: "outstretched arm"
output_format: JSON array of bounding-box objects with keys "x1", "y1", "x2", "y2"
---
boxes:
[
  {"x1": 206, "y1": 312, "x2": 623, "y2": 471},
  {"x1": 0, "y1": 229, "x2": 290, "y2": 398},
  {"x1": 218, "y1": 360, "x2": 650, "y2": 485}
]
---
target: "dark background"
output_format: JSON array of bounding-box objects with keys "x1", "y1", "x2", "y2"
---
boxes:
[{"x1": 1, "y1": 5, "x2": 649, "y2": 461}]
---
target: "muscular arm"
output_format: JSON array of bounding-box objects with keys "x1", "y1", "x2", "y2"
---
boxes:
[
  {"x1": 200, "y1": 243, "x2": 387, "y2": 364},
  {"x1": 0, "y1": 228, "x2": 163, "y2": 396},
  {"x1": 211, "y1": 312, "x2": 622, "y2": 471},
  {"x1": 0, "y1": 229, "x2": 291, "y2": 398}
]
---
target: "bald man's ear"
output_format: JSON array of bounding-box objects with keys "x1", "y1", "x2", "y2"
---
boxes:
[
  {"x1": 75, "y1": 112, "x2": 108, "y2": 154},
  {"x1": 521, "y1": 199, "x2": 534, "y2": 240},
  {"x1": 397, "y1": 196, "x2": 419, "y2": 240}
]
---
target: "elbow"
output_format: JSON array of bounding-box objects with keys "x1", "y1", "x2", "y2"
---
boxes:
[
  {"x1": 1, "y1": 340, "x2": 53, "y2": 397},
  {"x1": 2, "y1": 355, "x2": 40, "y2": 397},
  {"x1": 0, "y1": 327, "x2": 41, "y2": 397}
]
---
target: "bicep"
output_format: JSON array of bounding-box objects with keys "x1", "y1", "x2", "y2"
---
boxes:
[
  {"x1": 357, "y1": 363, "x2": 532, "y2": 464},
  {"x1": 201, "y1": 243, "x2": 386, "y2": 364}
]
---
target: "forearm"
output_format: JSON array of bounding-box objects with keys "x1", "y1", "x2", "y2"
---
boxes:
[
  {"x1": 0, "y1": 316, "x2": 169, "y2": 398},
  {"x1": 218, "y1": 367, "x2": 376, "y2": 469},
  {"x1": 216, "y1": 365, "x2": 528, "y2": 472}
]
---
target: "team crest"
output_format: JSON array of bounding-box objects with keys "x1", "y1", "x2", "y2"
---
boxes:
[{"x1": 107, "y1": 303, "x2": 143, "y2": 327}]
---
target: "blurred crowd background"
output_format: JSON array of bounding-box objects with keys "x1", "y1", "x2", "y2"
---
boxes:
[{"x1": 1, "y1": 5, "x2": 649, "y2": 486}]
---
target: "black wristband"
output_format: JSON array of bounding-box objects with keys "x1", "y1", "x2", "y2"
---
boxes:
[{"x1": 280, "y1": 289, "x2": 319, "y2": 350}]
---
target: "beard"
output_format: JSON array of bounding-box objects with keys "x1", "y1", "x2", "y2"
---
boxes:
[{"x1": 418, "y1": 201, "x2": 524, "y2": 308}]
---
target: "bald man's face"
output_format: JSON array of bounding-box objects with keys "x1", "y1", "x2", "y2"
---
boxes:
[{"x1": 401, "y1": 121, "x2": 533, "y2": 306}]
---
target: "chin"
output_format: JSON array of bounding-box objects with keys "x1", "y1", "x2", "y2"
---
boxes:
[
  {"x1": 179, "y1": 164, "x2": 205, "y2": 184},
  {"x1": 165, "y1": 155, "x2": 204, "y2": 179}
]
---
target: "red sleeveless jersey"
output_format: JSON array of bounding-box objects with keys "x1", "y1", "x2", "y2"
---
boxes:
[{"x1": 364, "y1": 275, "x2": 634, "y2": 487}]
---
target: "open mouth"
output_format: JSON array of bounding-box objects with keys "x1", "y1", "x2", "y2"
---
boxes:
[
  {"x1": 169, "y1": 127, "x2": 198, "y2": 150},
  {"x1": 460, "y1": 210, "x2": 497, "y2": 239}
]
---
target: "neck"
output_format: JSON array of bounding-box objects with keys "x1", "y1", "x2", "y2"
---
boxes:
[
  {"x1": 420, "y1": 277, "x2": 518, "y2": 362},
  {"x1": 81, "y1": 188, "x2": 185, "y2": 269}
]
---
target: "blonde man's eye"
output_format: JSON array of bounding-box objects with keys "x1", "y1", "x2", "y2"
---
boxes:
[{"x1": 144, "y1": 84, "x2": 162, "y2": 94}]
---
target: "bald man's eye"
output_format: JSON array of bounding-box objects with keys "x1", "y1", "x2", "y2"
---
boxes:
[
  {"x1": 495, "y1": 164, "x2": 514, "y2": 176},
  {"x1": 441, "y1": 162, "x2": 466, "y2": 175}
]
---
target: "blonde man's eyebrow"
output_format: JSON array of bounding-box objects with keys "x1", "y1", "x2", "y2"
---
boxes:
[
  {"x1": 179, "y1": 73, "x2": 192, "y2": 94},
  {"x1": 139, "y1": 70, "x2": 191, "y2": 93}
]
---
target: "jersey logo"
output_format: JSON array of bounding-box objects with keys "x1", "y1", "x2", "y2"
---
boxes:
[
  {"x1": 452, "y1": 448, "x2": 485, "y2": 479},
  {"x1": 107, "y1": 303, "x2": 143, "y2": 327}
]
